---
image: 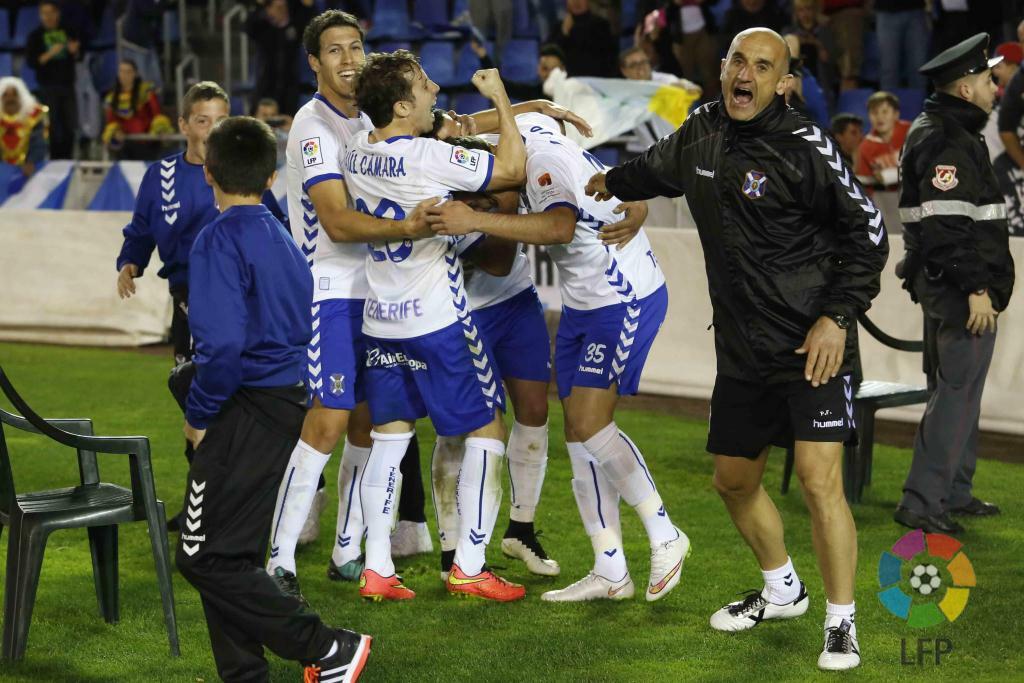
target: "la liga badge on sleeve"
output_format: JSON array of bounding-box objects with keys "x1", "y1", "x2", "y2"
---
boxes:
[{"x1": 931, "y1": 165, "x2": 958, "y2": 191}]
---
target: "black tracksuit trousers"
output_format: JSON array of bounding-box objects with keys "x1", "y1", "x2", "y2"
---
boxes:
[{"x1": 175, "y1": 384, "x2": 335, "y2": 682}]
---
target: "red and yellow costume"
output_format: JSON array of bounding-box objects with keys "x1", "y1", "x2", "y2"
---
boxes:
[
  {"x1": 102, "y1": 80, "x2": 173, "y2": 144},
  {"x1": 1, "y1": 103, "x2": 48, "y2": 166}
]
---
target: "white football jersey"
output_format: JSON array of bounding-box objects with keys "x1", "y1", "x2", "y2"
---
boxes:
[
  {"x1": 517, "y1": 113, "x2": 665, "y2": 310},
  {"x1": 286, "y1": 93, "x2": 373, "y2": 302},
  {"x1": 343, "y1": 131, "x2": 497, "y2": 339},
  {"x1": 454, "y1": 236, "x2": 534, "y2": 310}
]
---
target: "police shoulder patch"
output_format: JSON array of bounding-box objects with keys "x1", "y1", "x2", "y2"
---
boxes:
[{"x1": 931, "y1": 164, "x2": 958, "y2": 192}]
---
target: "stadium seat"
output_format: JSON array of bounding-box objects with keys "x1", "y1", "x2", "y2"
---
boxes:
[
  {"x1": 420, "y1": 41, "x2": 459, "y2": 87},
  {"x1": 893, "y1": 88, "x2": 925, "y2": 120},
  {"x1": 0, "y1": 53, "x2": 11, "y2": 79},
  {"x1": 296, "y1": 45, "x2": 316, "y2": 87},
  {"x1": 861, "y1": 31, "x2": 879, "y2": 84},
  {"x1": 12, "y1": 6, "x2": 40, "y2": 50},
  {"x1": 453, "y1": 0, "x2": 470, "y2": 20},
  {"x1": 512, "y1": 0, "x2": 539, "y2": 39},
  {"x1": 90, "y1": 50, "x2": 119, "y2": 95},
  {"x1": 455, "y1": 42, "x2": 484, "y2": 85},
  {"x1": 620, "y1": 0, "x2": 638, "y2": 33},
  {"x1": 366, "y1": 0, "x2": 420, "y2": 41},
  {"x1": 20, "y1": 62, "x2": 38, "y2": 92},
  {"x1": 453, "y1": 92, "x2": 491, "y2": 115},
  {"x1": 414, "y1": 0, "x2": 452, "y2": 31},
  {"x1": 91, "y1": 4, "x2": 117, "y2": 49},
  {"x1": 371, "y1": 41, "x2": 412, "y2": 54},
  {"x1": 434, "y1": 92, "x2": 450, "y2": 112},
  {"x1": 835, "y1": 88, "x2": 872, "y2": 125},
  {"x1": 0, "y1": 9, "x2": 11, "y2": 49},
  {"x1": 500, "y1": 39, "x2": 538, "y2": 84},
  {"x1": 0, "y1": 366, "x2": 180, "y2": 661}
]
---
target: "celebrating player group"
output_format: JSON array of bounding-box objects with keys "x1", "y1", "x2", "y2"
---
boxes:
[{"x1": 117, "y1": 7, "x2": 880, "y2": 680}]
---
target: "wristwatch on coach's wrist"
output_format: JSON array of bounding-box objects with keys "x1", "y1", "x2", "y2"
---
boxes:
[{"x1": 824, "y1": 312, "x2": 852, "y2": 330}]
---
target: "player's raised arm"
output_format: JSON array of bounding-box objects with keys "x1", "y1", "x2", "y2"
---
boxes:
[
  {"x1": 306, "y1": 177, "x2": 437, "y2": 242},
  {"x1": 470, "y1": 99, "x2": 593, "y2": 139},
  {"x1": 472, "y1": 69, "x2": 525, "y2": 190}
]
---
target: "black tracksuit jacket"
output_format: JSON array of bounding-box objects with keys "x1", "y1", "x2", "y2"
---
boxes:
[{"x1": 606, "y1": 96, "x2": 889, "y2": 384}]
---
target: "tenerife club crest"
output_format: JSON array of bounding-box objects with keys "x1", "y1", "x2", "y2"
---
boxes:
[{"x1": 742, "y1": 170, "x2": 767, "y2": 199}]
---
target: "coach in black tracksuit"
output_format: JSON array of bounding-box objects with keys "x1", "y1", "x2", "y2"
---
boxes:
[
  {"x1": 895, "y1": 33, "x2": 1015, "y2": 534},
  {"x1": 177, "y1": 117, "x2": 370, "y2": 682},
  {"x1": 587, "y1": 28, "x2": 886, "y2": 671}
]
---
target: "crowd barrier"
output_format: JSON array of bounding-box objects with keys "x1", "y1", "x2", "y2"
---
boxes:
[{"x1": 1, "y1": 211, "x2": 1020, "y2": 435}]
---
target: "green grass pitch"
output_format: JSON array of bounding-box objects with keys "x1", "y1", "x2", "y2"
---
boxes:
[{"x1": 0, "y1": 342, "x2": 1020, "y2": 682}]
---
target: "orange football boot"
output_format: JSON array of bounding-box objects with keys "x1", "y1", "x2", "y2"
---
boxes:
[
  {"x1": 446, "y1": 563, "x2": 526, "y2": 602},
  {"x1": 358, "y1": 569, "x2": 415, "y2": 601}
]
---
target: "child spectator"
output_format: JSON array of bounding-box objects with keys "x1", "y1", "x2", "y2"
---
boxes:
[
  {"x1": 856, "y1": 90, "x2": 910, "y2": 191},
  {"x1": 830, "y1": 112, "x2": 864, "y2": 167},
  {"x1": 176, "y1": 115, "x2": 372, "y2": 682},
  {"x1": 102, "y1": 59, "x2": 173, "y2": 160}
]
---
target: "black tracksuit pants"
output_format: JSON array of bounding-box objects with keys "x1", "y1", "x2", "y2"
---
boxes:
[{"x1": 175, "y1": 384, "x2": 336, "y2": 682}]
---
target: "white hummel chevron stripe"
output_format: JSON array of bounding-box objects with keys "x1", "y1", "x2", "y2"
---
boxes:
[
  {"x1": 162, "y1": 190, "x2": 175, "y2": 202},
  {"x1": 468, "y1": 340, "x2": 482, "y2": 355},
  {"x1": 308, "y1": 348, "x2": 321, "y2": 362},
  {"x1": 182, "y1": 542, "x2": 199, "y2": 556},
  {"x1": 477, "y1": 368, "x2": 493, "y2": 384},
  {"x1": 308, "y1": 363, "x2": 321, "y2": 375},
  {"x1": 189, "y1": 493, "x2": 203, "y2": 506},
  {"x1": 483, "y1": 383, "x2": 497, "y2": 398},
  {"x1": 160, "y1": 167, "x2": 174, "y2": 179},
  {"x1": 186, "y1": 518, "x2": 201, "y2": 532},
  {"x1": 624, "y1": 320, "x2": 639, "y2": 333},
  {"x1": 611, "y1": 360, "x2": 625, "y2": 375},
  {"x1": 166, "y1": 212, "x2": 178, "y2": 225},
  {"x1": 187, "y1": 506, "x2": 201, "y2": 519},
  {"x1": 472, "y1": 357, "x2": 487, "y2": 370},
  {"x1": 191, "y1": 480, "x2": 205, "y2": 494},
  {"x1": 616, "y1": 347, "x2": 628, "y2": 362},
  {"x1": 310, "y1": 331, "x2": 320, "y2": 346},
  {"x1": 161, "y1": 158, "x2": 175, "y2": 167}
]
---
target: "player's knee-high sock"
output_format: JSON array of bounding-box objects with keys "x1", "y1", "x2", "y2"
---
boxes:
[
  {"x1": 506, "y1": 421, "x2": 548, "y2": 524},
  {"x1": 268, "y1": 440, "x2": 332, "y2": 574},
  {"x1": 431, "y1": 435, "x2": 464, "y2": 553},
  {"x1": 361, "y1": 431, "x2": 412, "y2": 577},
  {"x1": 454, "y1": 437, "x2": 505, "y2": 576},
  {"x1": 583, "y1": 423, "x2": 678, "y2": 547},
  {"x1": 397, "y1": 433, "x2": 426, "y2": 523},
  {"x1": 568, "y1": 441, "x2": 627, "y2": 580},
  {"x1": 331, "y1": 439, "x2": 370, "y2": 567}
]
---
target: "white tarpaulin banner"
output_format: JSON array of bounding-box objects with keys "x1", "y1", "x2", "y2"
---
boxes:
[
  {"x1": 0, "y1": 210, "x2": 172, "y2": 346},
  {"x1": 639, "y1": 228, "x2": 1024, "y2": 435}
]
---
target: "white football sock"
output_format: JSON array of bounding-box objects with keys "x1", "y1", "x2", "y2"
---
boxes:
[
  {"x1": 431, "y1": 435, "x2": 464, "y2": 552},
  {"x1": 507, "y1": 421, "x2": 548, "y2": 523},
  {"x1": 331, "y1": 439, "x2": 370, "y2": 567},
  {"x1": 361, "y1": 430, "x2": 412, "y2": 576},
  {"x1": 454, "y1": 437, "x2": 505, "y2": 575},
  {"x1": 568, "y1": 441, "x2": 627, "y2": 580},
  {"x1": 267, "y1": 439, "x2": 331, "y2": 574},
  {"x1": 826, "y1": 601, "x2": 857, "y2": 631},
  {"x1": 761, "y1": 556, "x2": 801, "y2": 604},
  {"x1": 583, "y1": 423, "x2": 677, "y2": 547}
]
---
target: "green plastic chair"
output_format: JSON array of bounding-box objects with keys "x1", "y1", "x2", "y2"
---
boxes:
[{"x1": 0, "y1": 365, "x2": 179, "y2": 660}]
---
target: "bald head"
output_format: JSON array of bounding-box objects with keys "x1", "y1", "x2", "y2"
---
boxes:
[{"x1": 721, "y1": 28, "x2": 793, "y2": 121}]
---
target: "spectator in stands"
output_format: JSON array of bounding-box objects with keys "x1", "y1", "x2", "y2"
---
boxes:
[
  {"x1": 721, "y1": 0, "x2": 787, "y2": 55},
  {"x1": 0, "y1": 76, "x2": 49, "y2": 180},
  {"x1": 470, "y1": 0, "x2": 513, "y2": 65},
  {"x1": 549, "y1": 0, "x2": 617, "y2": 77},
  {"x1": 245, "y1": 0, "x2": 317, "y2": 116},
  {"x1": 932, "y1": 1, "x2": 1006, "y2": 56},
  {"x1": 253, "y1": 97, "x2": 291, "y2": 166},
  {"x1": 830, "y1": 112, "x2": 864, "y2": 166},
  {"x1": 821, "y1": 0, "x2": 864, "y2": 91},
  {"x1": 781, "y1": 41, "x2": 829, "y2": 126},
  {"x1": 875, "y1": 0, "x2": 929, "y2": 91},
  {"x1": 470, "y1": 39, "x2": 562, "y2": 100},
  {"x1": 117, "y1": 0, "x2": 166, "y2": 91},
  {"x1": 24, "y1": 0, "x2": 81, "y2": 159},
  {"x1": 102, "y1": 59, "x2": 174, "y2": 160},
  {"x1": 667, "y1": 0, "x2": 722, "y2": 99},
  {"x1": 619, "y1": 45, "x2": 701, "y2": 90},
  {"x1": 856, "y1": 91, "x2": 910, "y2": 191},
  {"x1": 996, "y1": 41, "x2": 1024, "y2": 235},
  {"x1": 784, "y1": 0, "x2": 836, "y2": 99}
]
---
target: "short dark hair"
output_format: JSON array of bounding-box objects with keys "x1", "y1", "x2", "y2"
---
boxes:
[
  {"x1": 618, "y1": 46, "x2": 645, "y2": 68},
  {"x1": 256, "y1": 97, "x2": 279, "y2": 110},
  {"x1": 867, "y1": 90, "x2": 900, "y2": 113},
  {"x1": 830, "y1": 112, "x2": 863, "y2": 135},
  {"x1": 445, "y1": 135, "x2": 494, "y2": 153},
  {"x1": 205, "y1": 117, "x2": 277, "y2": 197},
  {"x1": 303, "y1": 10, "x2": 364, "y2": 57},
  {"x1": 354, "y1": 50, "x2": 420, "y2": 128},
  {"x1": 539, "y1": 44, "x2": 566, "y2": 64},
  {"x1": 181, "y1": 81, "x2": 229, "y2": 120}
]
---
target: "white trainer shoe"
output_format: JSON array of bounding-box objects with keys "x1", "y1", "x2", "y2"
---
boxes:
[
  {"x1": 390, "y1": 520, "x2": 433, "y2": 558},
  {"x1": 297, "y1": 488, "x2": 325, "y2": 546},
  {"x1": 646, "y1": 528, "x2": 690, "y2": 601},
  {"x1": 501, "y1": 535, "x2": 560, "y2": 576},
  {"x1": 709, "y1": 583, "x2": 810, "y2": 632},
  {"x1": 818, "y1": 618, "x2": 861, "y2": 671},
  {"x1": 541, "y1": 572, "x2": 634, "y2": 602}
]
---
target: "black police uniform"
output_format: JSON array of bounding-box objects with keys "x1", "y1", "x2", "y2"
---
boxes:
[
  {"x1": 896, "y1": 33, "x2": 1015, "y2": 526},
  {"x1": 605, "y1": 95, "x2": 889, "y2": 458}
]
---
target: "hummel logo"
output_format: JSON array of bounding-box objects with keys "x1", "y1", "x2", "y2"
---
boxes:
[
  {"x1": 604, "y1": 549, "x2": 618, "y2": 557},
  {"x1": 783, "y1": 573, "x2": 794, "y2": 587},
  {"x1": 695, "y1": 166, "x2": 715, "y2": 178},
  {"x1": 469, "y1": 529, "x2": 485, "y2": 545},
  {"x1": 657, "y1": 506, "x2": 666, "y2": 517}
]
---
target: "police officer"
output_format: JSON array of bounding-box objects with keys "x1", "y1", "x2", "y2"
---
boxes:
[
  {"x1": 895, "y1": 33, "x2": 1015, "y2": 534},
  {"x1": 587, "y1": 28, "x2": 887, "y2": 671}
]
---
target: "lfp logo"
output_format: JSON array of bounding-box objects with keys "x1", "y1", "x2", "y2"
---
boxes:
[
  {"x1": 303, "y1": 140, "x2": 319, "y2": 158},
  {"x1": 878, "y1": 529, "x2": 976, "y2": 628}
]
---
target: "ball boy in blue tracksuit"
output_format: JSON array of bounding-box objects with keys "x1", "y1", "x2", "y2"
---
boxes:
[{"x1": 175, "y1": 116, "x2": 371, "y2": 683}]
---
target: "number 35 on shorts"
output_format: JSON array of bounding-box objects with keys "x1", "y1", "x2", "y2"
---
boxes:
[{"x1": 585, "y1": 343, "x2": 606, "y2": 363}]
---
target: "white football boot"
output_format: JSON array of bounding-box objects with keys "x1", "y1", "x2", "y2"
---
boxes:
[
  {"x1": 709, "y1": 583, "x2": 810, "y2": 631},
  {"x1": 818, "y1": 618, "x2": 861, "y2": 671},
  {"x1": 541, "y1": 572, "x2": 635, "y2": 602},
  {"x1": 501, "y1": 534, "x2": 560, "y2": 576},
  {"x1": 390, "y1": 520, "x2": 433, "y2": 558},
  {"x1": 646, "y1": 528, "x2": 690, "y2": 601}
]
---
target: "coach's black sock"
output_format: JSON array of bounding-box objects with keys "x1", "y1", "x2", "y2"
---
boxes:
[
  {"x1": 504, "y1": 519, "x2": 535, "y2": 539},
  {"x1": 441, "y1": 549, "x2": 455, "y2": 573},
  {"x1": 397, "y1": 433, "x2": 427, "y2": 523}
]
